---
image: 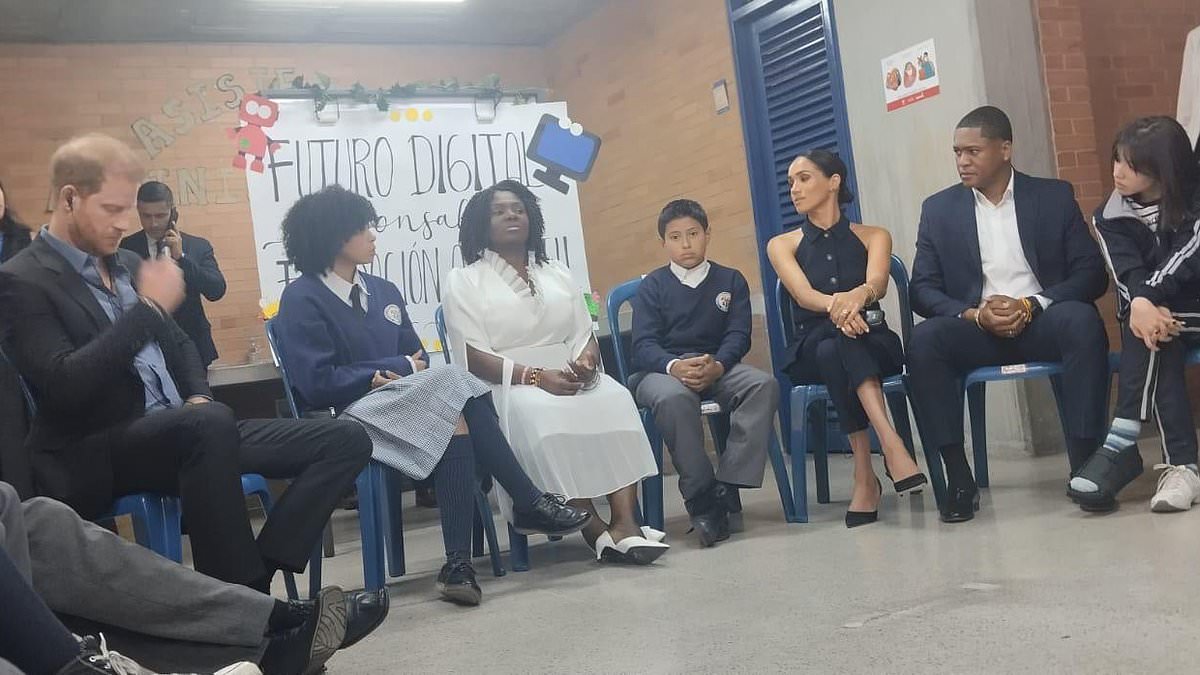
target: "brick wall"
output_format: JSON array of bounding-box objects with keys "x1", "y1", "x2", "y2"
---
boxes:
[
  {"x1": 546, "y1": 0, "x2": 768, "y2": 367},
  {"x1": 0, "y1": 43, "x2": 547, "y2": 364},
  {"x1": 1037, "y1": 0, "x2": 1200, "y2": 394},
  {"x1": 0, "y1": 7, "x2": 768, "y2": 368}
]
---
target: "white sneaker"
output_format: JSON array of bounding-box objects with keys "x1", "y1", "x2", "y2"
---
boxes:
[
  {"x1": 68, "y1": 634, "x2": 262, "y2": 675},
  {"x1": 1149, "y1": 464, "x2": 1200, "y2": 512}
]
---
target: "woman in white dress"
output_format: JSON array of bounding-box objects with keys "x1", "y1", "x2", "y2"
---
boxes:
[{"x1": 444, "y1": 180, "x2": 668, "y2": 565}]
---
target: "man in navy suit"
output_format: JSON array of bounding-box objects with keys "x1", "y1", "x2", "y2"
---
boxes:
[
  {"x1": 121, "y1": 181, "x2": 226, "y2": 368},
  {"x1": 907, "y1": 106, "x2": 1110, "y2": 522}
]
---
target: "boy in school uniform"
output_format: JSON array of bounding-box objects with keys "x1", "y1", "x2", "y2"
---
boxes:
[{"x1": 630, "y1": 199, "x2": 779, "y2": 547}]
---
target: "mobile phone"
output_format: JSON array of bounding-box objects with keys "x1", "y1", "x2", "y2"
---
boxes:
[
  {"x1": 167, "y1": 207, "x2": 178, "y2": 231},
  {"x1": 864, "y1": 309, "x2": 885, "y2": 327}
]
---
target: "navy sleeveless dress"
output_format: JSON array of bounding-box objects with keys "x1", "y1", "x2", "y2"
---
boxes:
[{"x1": 782, "y1": 216, "x2": 903, "y2": 434}]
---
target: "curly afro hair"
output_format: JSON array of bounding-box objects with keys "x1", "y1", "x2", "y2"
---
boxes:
[
  {"x1": 457, "y1": 180, "x2": 548, "y2": 265},
  {"x1": 281, "y1": 185, "x2": 377, "y2": 276}
]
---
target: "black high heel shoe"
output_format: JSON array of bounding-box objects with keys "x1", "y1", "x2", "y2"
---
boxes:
[
  {"x1": 845, "y1": 477, "x2": 882, "y2": 528},
  {"x1": 884, "y1": 456, "x2": 928, "y2": 495}
]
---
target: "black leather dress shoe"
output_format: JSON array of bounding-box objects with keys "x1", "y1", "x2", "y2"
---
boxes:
[
  {"x1": 261, "y1": 586, "x2": 346, "y2": 675},
  {"x1": 685, "y1": 484, "x2": 731, "y2": 547},
  {"x1": 437, "y1": 557, "x2": 482, "y2": 606},
  {"x1": 511, "y1": 493, "x2": 592, "y2": 536},
  {"x1": 939, "y1": 482, "x2": 980, "y2": 523},
  {"x1": 340, "y1": 589, "x2": 389, "y2": 649}
]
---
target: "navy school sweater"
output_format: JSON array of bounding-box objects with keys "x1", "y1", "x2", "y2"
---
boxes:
[
  {"x1": 630, "y1": 261, "x2": 752, "y2": 375},
  {"x1": 275, "y1": 272, "x2": 425, "y2": 413}
]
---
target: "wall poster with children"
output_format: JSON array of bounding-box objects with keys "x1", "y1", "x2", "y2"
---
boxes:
[{"x1": 881, "y1": 39, "x2": 940, "y2": 112}]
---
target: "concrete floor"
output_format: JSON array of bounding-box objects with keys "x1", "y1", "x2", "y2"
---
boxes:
[{"x1": 275, "y1": 452, "x2": 1200, "y2": 674}]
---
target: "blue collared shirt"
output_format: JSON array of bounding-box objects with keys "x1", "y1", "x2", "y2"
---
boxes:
[{"x1": 40, "y1": 227, "x2": 183, "y2": 412}]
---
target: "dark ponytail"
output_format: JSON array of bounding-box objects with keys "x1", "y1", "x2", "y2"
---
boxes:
[{"x1": 795, "y1": 149, "x2": 855, "y2": 205}]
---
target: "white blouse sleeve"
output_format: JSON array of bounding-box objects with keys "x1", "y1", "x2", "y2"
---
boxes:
[
  {"x1": 443, "y1": 266, "x2": 500, "y2": 368},
  {"x1": 548, "y1": 261, "x2": 595, "y2": 361}
]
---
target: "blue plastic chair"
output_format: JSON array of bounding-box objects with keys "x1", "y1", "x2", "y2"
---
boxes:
[
  {"x1": 266, "y1": 318, "x2": 504, "y2": 590},
  {"x1": 435, "y1": 306, "x2": 548, "y2": 573},
  {"x1": 605, "y1": 278, "x2": 800, "y2": 525},
  {"x1": 773, "y1": 255, "x2": 923, "y2": 508},
  {"x1": 0, "y1": 346, "x2": 303, "y2": 597}
]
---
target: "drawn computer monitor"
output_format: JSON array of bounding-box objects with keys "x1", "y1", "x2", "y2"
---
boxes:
[{"x1": 525, "y1": 113, "x2": 601, "y2": 194}]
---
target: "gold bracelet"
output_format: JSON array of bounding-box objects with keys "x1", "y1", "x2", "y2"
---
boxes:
[
  {"x1": 530, "y1": 367, "x2": 543, "y2": 388},
  {"x1": 861, "y1": 284, "x2": 878, "y2": 305},
  {"x1": 973, "y1": 309, "x2": 984, "y2": 331}
]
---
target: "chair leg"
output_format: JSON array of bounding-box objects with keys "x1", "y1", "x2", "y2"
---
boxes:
[
  {"x1": 767, "y1": 424, "x2": 802, "y2": 523},
  {"x1": 811, "y1": 401, "x2": 831, "y2": 504},
  {"x1": 322, "y1": 522, "x2": 335, "y2": 559},
  {"x1": 706, "y1": 413, "x2": 731, "y2": 456},
  {"x1": 356, "y1": 466, "x2": 385, "y2": 592},
  {"x1": 507, "y1": 523, "x2": 530, "y2": 572},
  {"x1": 381, "y1": 467, "x2": 406, "y2": 578},
  {"x1": 777, "y1": 380, "x2": 793, "y2": 456},
  {"x1": 160, "y1": 497, "x2": 184, "y2": 564},
  {"x1": 471, "y1": 509, "x2": 485, "y2": 558},
  {"x1": 790, "y1": 390, "x2": 810, "y2": 515},
  {"x1": 474, "y1": 489, "x2": 505, "y2": 577},
  {"x1": 640, "y1": 410, "x2": 665, "y2": 531},
  {"x1": 307, "y1": 541, "x2": 323, "y2": 600},
  {"x1": 885, "y1": 391, "x2": 917, "y2": 460},
  {"x1": 967, "y1": 382, "x2": 989, "y2": 488}
]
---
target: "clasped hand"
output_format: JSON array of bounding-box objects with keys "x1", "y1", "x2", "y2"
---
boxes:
[{"x1": 669, "y1": 354, "x2": 725, "y2": 392}]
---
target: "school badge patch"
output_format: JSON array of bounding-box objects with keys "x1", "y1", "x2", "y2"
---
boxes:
[
  {"x1": 384, "y1": 304, "x2": 404, "y2": 325},
  {"x1": 715, "y1": 292, "x2": 731, "y2": 312}
]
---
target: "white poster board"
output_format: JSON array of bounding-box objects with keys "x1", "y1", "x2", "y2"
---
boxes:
[{"x1": 245, "y1": 99, "x2": 591, "y2": 350}]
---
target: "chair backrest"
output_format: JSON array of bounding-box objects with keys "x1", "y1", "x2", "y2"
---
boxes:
[
  {"x1": 605, "y1": 277, "x2": 643, "y2": 386},
  {"x1": 774, "y1": 253, "x2": 913, "y2": 349},
  {"x1": 434, "y1": 305, "x2": 451, "y2": 365},
  {"x1": 263, "y1": 319, "x2": 303, "y2": 419}
]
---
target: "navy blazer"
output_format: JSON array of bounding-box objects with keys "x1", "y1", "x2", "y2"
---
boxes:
[
  {"x1": 909, "y1": 170, "x2": 1108, "y2": 318},
  {"x1": 120, "y1": 231, "x2": 226, "y2": 367},
  {"x1": 275, "y1": 272, "x2": 425, "y2": 414}
]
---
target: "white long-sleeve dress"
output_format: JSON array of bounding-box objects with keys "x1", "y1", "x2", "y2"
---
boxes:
[{"x1": 443, "y1": 250, "x2": 657, "y2": 519}]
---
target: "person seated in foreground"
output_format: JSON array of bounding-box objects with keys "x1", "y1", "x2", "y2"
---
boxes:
[
  {"x1": 273, "y1": 185, "x2": 590, "y2": 606},
  {"x1": 630, "y1": 198, "x2": 779, "y2": 545},
  {"x1": 0, "y1": 481, "x2": 387, "y2": 675}
]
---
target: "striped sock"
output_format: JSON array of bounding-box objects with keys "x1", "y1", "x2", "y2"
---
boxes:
[
  {"x1": 1069, "y1": 418, "x2": 1141, "y2": 493},
  {"x1": 1102, "y1": 418, "x2": 1141, "y2": 453}
]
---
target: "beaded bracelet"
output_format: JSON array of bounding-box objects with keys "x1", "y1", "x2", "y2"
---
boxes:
[{"x1": 530, "y1": 367, "x2": 544, "y2": 389}]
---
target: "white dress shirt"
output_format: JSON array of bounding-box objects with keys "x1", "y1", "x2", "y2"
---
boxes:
[
  {"x1": 320, "y1": 270, "x2": 370, "y2": 311},
  {"x1": 146, "y1": 232, "x2": 171, "y2": 259},
  {"x1": 974, "y1": 170, "x2": 1050, "y2": 308},
  {"x1": 669, "y1": 259, "x2": 711, "y2": 288},
  {"x1": 664, "y1": 259, "x2": 711, "y2": 373},
  {"x1": 1178, "y1": 26, "x2": 1200, "y2": 149}
]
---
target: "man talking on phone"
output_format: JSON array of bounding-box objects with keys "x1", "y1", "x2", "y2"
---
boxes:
[{"x1": 122, "y1": 181, "x2": 226, "y2": 368}]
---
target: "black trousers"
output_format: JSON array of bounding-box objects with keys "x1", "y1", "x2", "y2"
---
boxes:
[
  {"x1": 1113, "y1": 321, "x2": 1200, "y2": 466},
  {"x1": 786, "y1": 322, "x2": 904, "y2": 434},
  {"x1": 906, "y1": 300, "x2": 1109, "y2": 464},
  {"x1": 0, "y1": 546, "x2": 79, "y2": 674},
  {"x1": 110, "y1": 402, "x2": 371, "y2": 585}
]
